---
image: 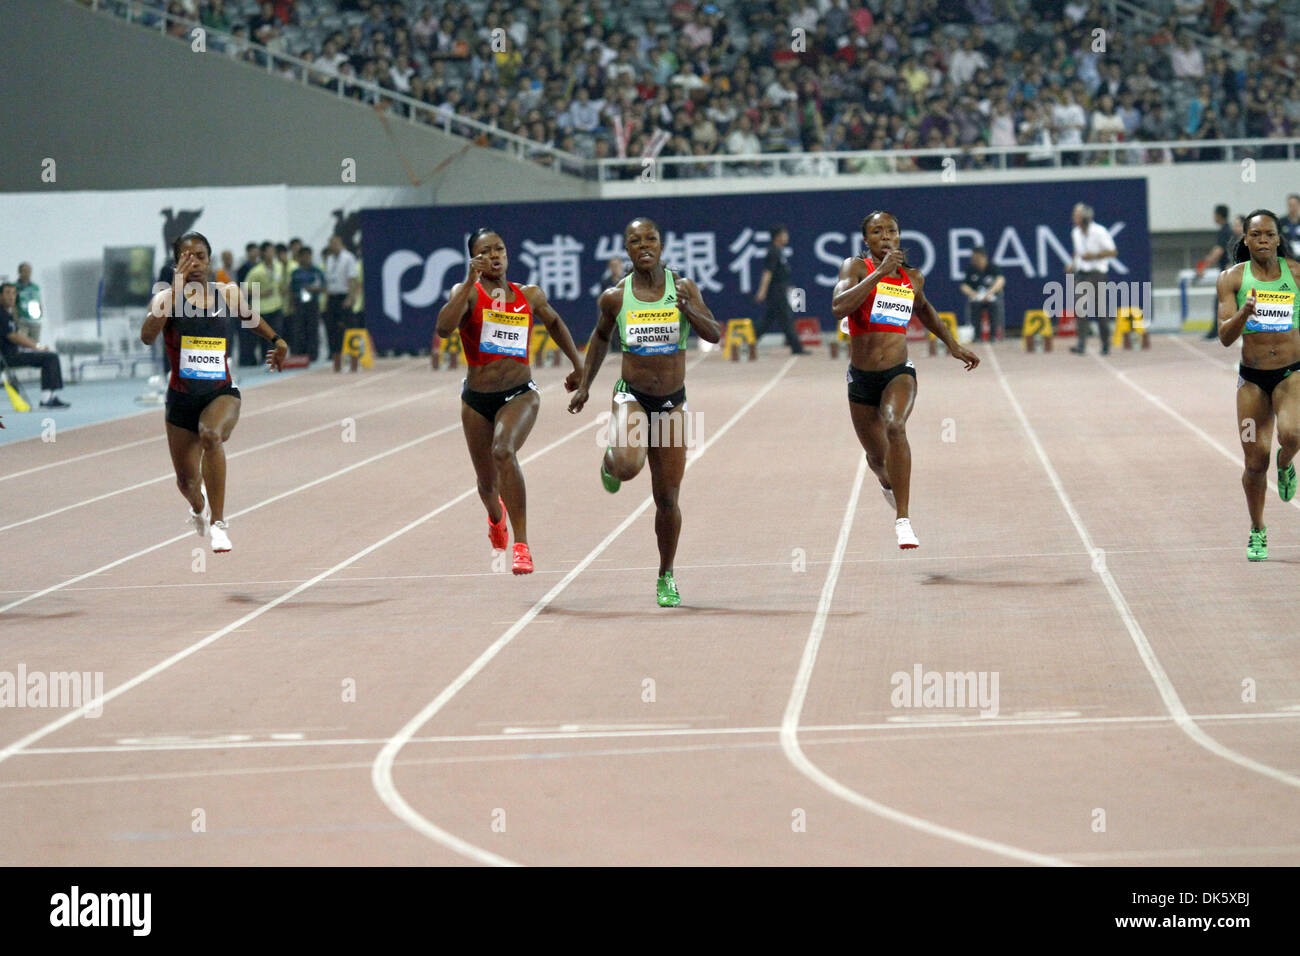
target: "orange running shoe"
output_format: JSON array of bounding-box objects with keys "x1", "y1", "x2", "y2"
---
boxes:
[
  {"x1": 512, "y1": 542, "x2": 533, "y2": 575},
  {"x1": 488, "y1": 497, "x2": 508, "y2": 550}
]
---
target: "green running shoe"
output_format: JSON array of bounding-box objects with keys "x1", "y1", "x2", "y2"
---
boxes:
[
  {"x1": 656, "y1": 572, "x2": 680, "y2": 607},
  {"x1": 1247, "y1": 526, "x2": 1268, "y2": 562},
  {"x1": 600, "y1": 454, "x2": 621, "y2": 493},
  {"x1": 1278, "y1": 450, "x2": 1296, "y2": 502}
]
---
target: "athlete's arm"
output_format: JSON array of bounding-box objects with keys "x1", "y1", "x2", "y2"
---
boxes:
[
  {"x1": 224, "y1": 283, "x2": 288, "y2": 371},
  {"x1": 1216, "y1": 265, "x2": 1251, "y2": 347},
  {"x1": 435, "y1": 256, "x2": 486, "y2": 337},
  {"x1": 568, "y1": 287, "x2": 620, "y2": 414},
  {"x1": 141, "y1": 288, "x2": 173, "y2": 345},
  {"x1": 911, "y1": 272, "x2": 979, "y2": 370},
  {"x1": 831, "y1": 253, "x2": 898, "y2": 318},
  {"x1": 524, "y1": 285, "x2": 584, "y2": 391},
  {"x1": 676, "y1": 277, "x2": 721, "y2": 343}
]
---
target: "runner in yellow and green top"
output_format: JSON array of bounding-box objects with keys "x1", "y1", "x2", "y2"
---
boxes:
[
  {"x1": 1215, "y1": 209, "x2": 1300, "y2": 560},
  {"x1": 568, "y1": 217, "x2": 722, "y2": 606}
]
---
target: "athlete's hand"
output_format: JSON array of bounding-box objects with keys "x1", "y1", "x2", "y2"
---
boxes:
[
  {"x1": 466, "y1": 254, "x2": 490, "y2": 283},
  {"x1": 567, "y1": 385, "x2": 589, "y2": 413},
  {"x1": 564, "y1": 365, "x2": 583, "y2": 392},
  {"x1": 266, "y1": 339, "x2": 288, "y2": 372},
  {"x1": 878, "y1": 248, "x2": 905, "y2": 276},
  {"x1": 1243, "y1": 287, "x2": 1257, "y2": 316},
  {"x1": 951, "y1": 345, "x2": 980, "y2": 370}
]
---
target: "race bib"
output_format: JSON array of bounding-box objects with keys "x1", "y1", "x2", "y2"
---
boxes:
[
  {"x1": 625, "y1": 308, "x2": 681, "y2": 354},
  {"x1": 179, "y1": 335, "x2": 227, "y2": 380},
  {"x1": 1246, "y1": 290, "x2": 1295, "y2": 333},
  {"x1": 480, "y1": 308, "x2": 530, "y2": 357},
  {"x1": 869, "y1": 280, "x2": 915, "y2": 328}
]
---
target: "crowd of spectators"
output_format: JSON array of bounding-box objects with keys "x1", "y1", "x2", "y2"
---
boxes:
[{"x1": 98, "y1": 0, "x2": 1300, "y2": 176}]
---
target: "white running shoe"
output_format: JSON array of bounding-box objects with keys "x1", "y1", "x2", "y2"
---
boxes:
[
  {"x1": 210, "y1": 520, "x2": 232, "y2": 553},
  {"x1": 895, "y1": 517, "x2": 919, "y2": 549},
  {"x1": 189, "y1": 493, "x2": 209, "y2": 537},
  {"x1": 882, "y1": 485, "x2": 896, "y2": 509}
]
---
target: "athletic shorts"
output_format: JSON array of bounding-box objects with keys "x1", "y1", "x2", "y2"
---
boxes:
[
  {"x1": 847, "y1": 361, "x2": 915, "y2": 407},
  {"x1": 165, "y1": 385, "x2": 241, "y2": 433},
  {"x1": 1238, "y1": 359, "x2": 1300, "y2": 398},
  {"x1": 613, "y1": 377, "x2": 687, "y2": 414},
  {"x1": 461, "y1": 378, "x2": 538, "y2": 423}
]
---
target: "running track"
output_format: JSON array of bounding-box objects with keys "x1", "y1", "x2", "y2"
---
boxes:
[{"x1": 0, "y1": 341, "x2": 1296, "y2": 866}]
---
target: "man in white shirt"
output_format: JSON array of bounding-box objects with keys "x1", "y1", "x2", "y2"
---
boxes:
[
  {"x1": 1051, "y1": 90, "x2": 1087, "y2": 165},
  {"x1": 322, "y1": 235, "x2": 359, "y2": 373},
  {"x1": 1068, "y1": 203, "x2": 1118, "y2": 355}
]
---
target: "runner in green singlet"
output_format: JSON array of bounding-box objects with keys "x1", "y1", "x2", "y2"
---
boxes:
[
  {"x1": 1215, "y1": 209, "x2": 1300, "y2": 560},
  {"x1": 567, "y1": 217, "x2": 722, "y2": 606}
]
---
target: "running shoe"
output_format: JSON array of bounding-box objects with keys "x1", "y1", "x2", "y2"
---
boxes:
[
  {"x1": 488, "y1": 496, "x2": 508, "y2": 550},
  {"x1": 656, "y1": 572, "x2": 681, "y2": 607},
  {"x1": 210, "y1": 520, "x2": 232, "y2": 553},
  {"x1": 895, "y1": 517, "x2": 919, "y2": 549},
  {"x1": 600, "y1": 449, "x2": 621, "y2": 493},
  {"x1": 188, "y1": 492, "x2": 209, "y2": 538},
  {"x1": 1247, "y1": 526, "x2": 1267, "y2": 561},
  {"x1": 512, "y1": 542, "x2": 533, "y2": 574},
  {"x1": 1278, "y1": 450, "x2": 1296, "y2": 502}
]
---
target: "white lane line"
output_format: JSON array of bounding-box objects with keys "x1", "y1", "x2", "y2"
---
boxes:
[
  {"x1": 0, "y1": 385, "x2": 449, "y2": 532},
  {"x1": 991, "y1": 346, "x2": 1300, "y2": 790},
  {"x1": 10, "y1": 710, "x2": 1300, "y2": 757},
  {"x1": 0, "y1": 418, "x2": 463, "y2": 617},
  {"x1": 0, "y1": 379, "x2": 599, "y2": 772},
  {"x1": 779, "y1": 455, "x2": 1072, "y2": 867},
  {"x1": 1170, "y1": 334, "x2": 1237, "y2": 371},
  {"x1": 0, "y1": 363, "x2": 414, "y2": 481},
  {"x1": 1097, "y1": 352, "x2": 1300, "y2": 510},
  {"x1": 371, "y1": 356, "x2": 794, "y2": 867},
  {"x1": 9, "y1": 541, "x2": 1300, "y2": 596}
]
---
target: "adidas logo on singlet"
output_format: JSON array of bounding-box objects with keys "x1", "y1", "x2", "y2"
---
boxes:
[
  {"x1": 665, "y1": 294, "x2": 676, "y2": 303},
  {"x1": 663, "y1": 400, "x2": 673, "y2": 408}
]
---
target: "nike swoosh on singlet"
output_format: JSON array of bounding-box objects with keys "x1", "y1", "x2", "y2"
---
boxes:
[{"x1": 513, "y1": 303, "x2": 527, "y2": 312}]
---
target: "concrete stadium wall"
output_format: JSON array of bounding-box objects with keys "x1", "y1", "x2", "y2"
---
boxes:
[{"x1": 0, "y1": 0, "x2": 594, "y2": 204}]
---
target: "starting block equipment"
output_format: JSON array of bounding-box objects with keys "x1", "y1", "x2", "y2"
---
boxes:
[
  {"x1": 927, "y1": 311, "x2": 959, "y2": 355},
  {"x1": 529, "y1": 326, "x2": 562, "y2": 366},
  {"x1": 432, "y1": 329, "x2": 463, "y2": 369},
  {"x1": 1021, "y1": 310, "x2": 1054, "y2": 352},
  {"x1": 829, "y1": 317, "x2": 850, "y2": 359},
  {"x1": 723, "y1": 318, "x2": 757, "y2": 361},
  {"x1": 795, "y1": 318, "x2": 822, "y2": 349},
  {"x1": 1113, "y1": 306, "x2": 1150, "y2": 350},
  {"x1": 341, "y1": 328, "x2": 375, "y2": 368}
]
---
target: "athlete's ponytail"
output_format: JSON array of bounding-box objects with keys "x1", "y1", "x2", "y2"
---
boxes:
[{"x1": 1234, "y1": 209, "x2": 1285, "y2": 264}]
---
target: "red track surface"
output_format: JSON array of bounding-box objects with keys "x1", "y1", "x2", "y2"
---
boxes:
[{"x1": 1, "y1": 340, "x2": 1296, "y2": 866}]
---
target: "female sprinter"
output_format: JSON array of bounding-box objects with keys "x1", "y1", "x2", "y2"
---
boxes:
[
  {"x1": 567, "y1": 217, "x2": 721, "y2": 607},
  {"x1": 436, "y1": 228, "x2": 583, "y2": 574},
  {"x1": 142, "y1": 232, "x2": 288, "y2": 553},
  {"x1": 1216, "y1": 208, "x2": 1300, "y2": 561},
  {"x1": 831, "y1": 211, "x2": 980, "y2": 549}
]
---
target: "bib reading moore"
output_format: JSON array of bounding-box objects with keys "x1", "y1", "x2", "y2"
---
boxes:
[{"x1": 179, "y1": 335, "x2": 227, "y2": 380}]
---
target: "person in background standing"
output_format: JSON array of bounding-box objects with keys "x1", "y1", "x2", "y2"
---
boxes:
[
  {"x1": 1068, "y1": 202, "x2": 1118, "y2": 355},
  {"x1": 322, "y1": 234, "x2": 359, "y2": 373},
  {"x1": 235, "y1": 242, "x2": 262, "y2": 367},
  {"x1": 244, "y1": 242, "x2": 285, "y2": 369},
  {"x1": 753, "y1": 225, "x2": 809, "y2": 355},
  {"x1": 289, "y1": 246, "x2": 326, "y2": 361},
  {"x1": 1196, "y1": 204, "x2": 1233, "y2": 339},
  {"x1": 1280, "y1": 193, "x2": 1300, "y2": 258}
]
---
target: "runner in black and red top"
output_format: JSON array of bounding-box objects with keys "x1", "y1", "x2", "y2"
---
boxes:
[
  {"x1": 831, "y1": 211, "x2": 979, "y2": 550},
  {"x1": 142, "y1": 232, "x2": 288, "y2": 554},
  {"x1": 435, "y1": 228, "x2": 583, "y2": 574}
]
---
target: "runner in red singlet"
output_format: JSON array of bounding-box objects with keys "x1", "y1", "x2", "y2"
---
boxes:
[
  {"x1": 831, "y1": 211, "x2": 979, "y2": 550},
  {"x1": 435, "y1": 228, "x2": 583, "y2": 574},
  {"x1": 141, "y1": 232, "x2": 288, "y2": 554}
]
